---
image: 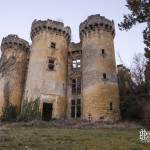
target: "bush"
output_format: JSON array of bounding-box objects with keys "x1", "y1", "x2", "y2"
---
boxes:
[
  {"x1": 17, "y1": 98, "x2": 41, "y2": 121},
  {"x1": 120, "y1": 95, "x2": 141, "y2": 121},
  {"x1": 141, "y1": 101, "x2": 150, "y2": 127},
  {"x1": 2, "y1": 103, "x2": 17, "y2": 122}
]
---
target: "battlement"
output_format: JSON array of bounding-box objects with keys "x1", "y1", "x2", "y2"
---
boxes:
[
  {"x1": 1, "y1": 34, "x2": 30, "y2": 52},
  {"x1": 79, "y1": 14, "x2": 115, "y2": 40},
  {"x1": 31, "y1": 19, "x2": 71, "y2": 42},
  {"x1": 117, "y1": 64, "x2": 130, "y2": 73}
]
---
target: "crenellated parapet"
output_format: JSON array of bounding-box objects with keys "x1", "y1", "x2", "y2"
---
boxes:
[
  {"x1": 1, "y1": 34, "x2": 30, "y2": 52},
  {"x1": 79, "y1": 14, "x2": 115, "y2": 40},
  {"x1": 117, "y1": 64, "x2": 130, "y2": 72},
  {"x1": 31, "y1": 19, "x2": 71, "y2": 43}
]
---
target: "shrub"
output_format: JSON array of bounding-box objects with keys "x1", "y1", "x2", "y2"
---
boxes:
[
  {"x1": 120, "y1": 95, "x2": 141, "y2": 121},
  {"x1": 17, "y1": 98, "x2": 41, "y2": 121},
  {"x1": 2, "y1": 103, "x2": 17, "y2": 122}
]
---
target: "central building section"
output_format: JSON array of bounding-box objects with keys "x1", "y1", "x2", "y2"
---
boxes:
[
  {"x1": 24, "y1": 19, "x2": 71, "y2": 119},
  {"x1": 22, "y1": 14, "x2": 120, "y2": 122}
]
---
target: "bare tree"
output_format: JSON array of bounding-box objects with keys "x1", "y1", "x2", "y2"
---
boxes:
[{"x1": 130, "y1": 53, "x2": 146, "y2": 86}]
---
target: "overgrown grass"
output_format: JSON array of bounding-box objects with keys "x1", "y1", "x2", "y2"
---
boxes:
[
  {"x1": 1, "y1": 103, "x2": 17, "y2": 122},
  {"x1": 1, "y1": 98, "x2": 41, "y2": 122},
  {"x1": 17, "y1": 98, "x2": 41, "y2": 121},
  {"x1": 0, "y1": 126, "x2": 149, "y2": 150}
]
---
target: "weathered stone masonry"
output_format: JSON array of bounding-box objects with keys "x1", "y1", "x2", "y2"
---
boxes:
[
  {"x1": 0, "y1": 14, "x2": 120, "y2": 122},
  {"x1": 80, "y1": 15, "x2": 120, "y2": 121},
  {"x1": 0, "y1": 35, "x2": 29, "y2": 115},
  {"x1": 24, "y1": 19, "x2": 71, "y2": 119}
]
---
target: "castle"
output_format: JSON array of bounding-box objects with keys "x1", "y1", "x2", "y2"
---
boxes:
[{"x1": 0, "y1": 14, "x2": 120, "y2": 122}]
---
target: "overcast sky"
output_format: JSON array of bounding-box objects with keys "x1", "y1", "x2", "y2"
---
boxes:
[{"x1": 0, "y1": 0, "x2": 145, "y2": 66}]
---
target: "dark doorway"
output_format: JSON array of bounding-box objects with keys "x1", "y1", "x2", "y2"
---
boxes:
[{"x1": 42, "y1": 103, "x2": 53, "y2": 121}]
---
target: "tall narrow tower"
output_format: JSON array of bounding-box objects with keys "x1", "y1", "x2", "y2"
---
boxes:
[
  {"x1": 80, "y1": 15, "x2": 120, "y2": 122},
  {"x1": 0, "y1": 35, "x2": 29, "y2": 114},
  {"x1": 24, "y1": 19, "x2": 71, "y2": 119}
]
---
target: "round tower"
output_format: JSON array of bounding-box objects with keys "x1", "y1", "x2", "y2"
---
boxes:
[
  {"x1": 80, "y1": 14, "x2": 120, "y2": 122},
  {"x1": 0, "y1": 35, "x2": 29, "y2": 113},
  {"x1": 24, "y1": 19, "x2": 71, "y2": 119}
]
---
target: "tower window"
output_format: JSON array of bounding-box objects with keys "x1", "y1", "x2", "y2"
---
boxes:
[
  {"x1": 102, "y1": 49, "x2": 105, "y2": 54},
  {"x1": 105, "y1": 24, "x2": 109, "y2": 29},
  {"x1": 50, "y1": 42, "x2": 56, "y2": 48},
  {"x1": 72, "y1": 59, "x2": 81, "y2": 69},
  {"x1": 48, "y1": 59, "x2": 55, "y2": 71},
  {"x1": 103, "y1": 73, "x2": 107, "y2": 79},
  {"x1": 110, "y1": 102, "x2": 113, "y2": 110},
  {"x1": 71, "y1": 99, "x2": 81, "y2": 118}
]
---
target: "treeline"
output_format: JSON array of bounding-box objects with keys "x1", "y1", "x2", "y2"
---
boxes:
[
  {"x1": 118, "y1": 53, "x2": 150, "y2": 126},
  {"x1": 119, "y1": 0, "x2": 150, "y2": 126}
]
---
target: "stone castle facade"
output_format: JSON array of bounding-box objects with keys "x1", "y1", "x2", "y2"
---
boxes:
[{"x1": 0, "y1": 14, "x2": 120, "y2": 122}]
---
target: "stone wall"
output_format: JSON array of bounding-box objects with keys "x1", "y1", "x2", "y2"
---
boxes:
[
  {"x1": 0, "y1": 14, "x2": 120, "y2": 122},
  {"x1": 0, "y1": 35, "x2": 29, "y2": 115},
  {"x1": 67, "y1": 43, "x2": 82, "y2": 119},
  {"x1": 0, "y1": 76, "x2": 5, "y2": 115},
  {"x1": 24, "y1": 20, "x2": 71, "y2": 119},
  {"x1": 80, "y1": 14, "x2": 120, "y2": 122}
]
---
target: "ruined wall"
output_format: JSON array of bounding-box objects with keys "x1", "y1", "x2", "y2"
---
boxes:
[
  {"x1": 0, "y1": 14, "x2": 120, "y2": 121},
  {"x1": 80, "y1": 15, "x2": 120, "y2": 121},
  {"x1": 0, "y1": 35, "x2": 29, "y2": 115},
  {"x1": 24, "y1": 20, "x2": 71, "y2": 118},
  {"x1": 0, "y1": 76, "x2": 5, "y2": 115},
  {"x1": 67, "y1": 43, "x2": 82, "y2": 119},
  {"x1": 117, "y1": 64, "x2": 132, "y2": 96}
]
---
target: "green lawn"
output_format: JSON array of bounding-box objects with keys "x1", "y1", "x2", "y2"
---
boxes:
[{"x1": 0, "y1": 126, "x2": 149, "y2": 150}]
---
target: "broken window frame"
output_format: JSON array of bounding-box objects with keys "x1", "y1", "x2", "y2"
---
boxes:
[
  {"x1": 76, "y1": 99, "x2": 81, "y2": 118},
  {"x1": 72, "y1": 79, "x2": 76, "y2": 94},
  {"x1": 71, "y1": 99, "x2": 81, "y2": 118},
  {"x1": 50, "y1": 42, "x2": 56, "y2": 49},
  {"x1": 71, "y1": 99, "x2": 76, "y2": 118},
  {"x1": 71, "y1": 78, "x2": 81, "y2": 94},
  {"x1": 48, "y1": 59, "x2": 55, "y2": 71},
  {"x1": 72, "y1": 59, "x2": 81, "y2": 69}
]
